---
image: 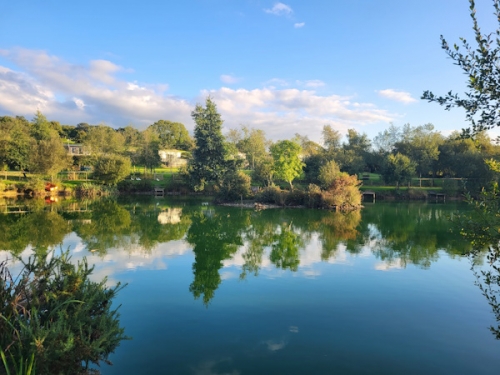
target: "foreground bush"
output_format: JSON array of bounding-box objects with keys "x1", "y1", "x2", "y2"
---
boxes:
[{"x1": 0, "y1": 251, "x2": 128, "y2": 375}]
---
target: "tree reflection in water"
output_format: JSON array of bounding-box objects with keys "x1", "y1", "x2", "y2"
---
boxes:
[
  {"x1": 186, "y1": 208, "x2": 248, "y2": 305},
  {"x1": 0, "y1": 199, "x2": 478, "y2": 308}
]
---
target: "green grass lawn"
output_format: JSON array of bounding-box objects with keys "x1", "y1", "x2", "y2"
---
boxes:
[
  {"x1": 1, "y1": 166, "x2": 454, "y2": 196},
  {"x1": 359, "y1": 185, "x2": 443, "y2": 192}
]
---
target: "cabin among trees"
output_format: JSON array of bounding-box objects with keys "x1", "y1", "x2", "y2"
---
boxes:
[
  {"x1": 64, "y1": 143, "x2": 90, "y2": 156},
  {"x1": 158, "y1": 149, "x2": 187, "y2": 167}
]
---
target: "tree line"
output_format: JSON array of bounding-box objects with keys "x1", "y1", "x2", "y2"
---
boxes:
[{"x1": 1, "y1": 99, "x2": 499, "y2": 194}]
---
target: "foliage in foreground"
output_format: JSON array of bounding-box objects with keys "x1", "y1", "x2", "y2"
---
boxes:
[
  {"x1": 422, "y1": 0, "x2": 500, "y2": 137},
  {"x1": 0, "y1": 251, "x2": 128, "y2": 375},
  {"x1": 421, "y1": 0, "x2": 500, "y2": 339},
  {"x1": 455, "y1": 179, "x2": 500, "y2": 339}
]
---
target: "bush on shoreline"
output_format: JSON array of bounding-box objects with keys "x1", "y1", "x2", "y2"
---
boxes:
[
  {"x1": 254, "y1": 177, "x2": 362, "y2": 211},
  {"x1": 0, "y1": 250, "x2": 128, "y2": 375},
  {"x1": 75, "y1": 182, "x2": 117, "y2": 198}
]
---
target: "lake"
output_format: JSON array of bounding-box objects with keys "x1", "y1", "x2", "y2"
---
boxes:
[{"x1": 1, "y1": 197, "x2": 499, "y2": 374}]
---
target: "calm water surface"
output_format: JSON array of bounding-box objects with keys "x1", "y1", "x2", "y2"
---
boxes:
[{"x1": 1, "y1": 198, "x2": 499, "y2": 374}]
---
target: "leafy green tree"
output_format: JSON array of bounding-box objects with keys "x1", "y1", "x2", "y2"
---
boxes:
[
  {"x1": 0, "y1": 116, "x2": 31, "y2": 170},
  {"x1": 216, "y1": 169, "x2": 251, "y2": 202},
  {"x1": 83, "y1": 125, "x2": 125, "y2": 156},
  {"x1": 60, "y1": 124, "x2": 79, "y2": 141},
  {"x1": 338, "y1": 129, "x2": 371, "y2": 174},
  {"x1": 422, "y1": 4, "x2": 500, "y2": 337},
  {"x1": 303, "y1": 154, "x2": 325, "y2": 185},
  {"x1": 393, "y1": 123, "x2": 444, "y2": 177},
  {"x1": 74, "y1": 122, "x2": 91, "y2": 143},
  {"x1": 422, "y1": 0, "x2": 500, "y2": 137},
  {"x1": 226, "y1": 128, "x2": 242, "y2": 145},
  {"x1": 49, "y1": 120, "x2": 63, "y2": 136},
  {"x1": 118, "y1": 125, "x2": 143, "y2": 149},
  {"x1": 29, "y1": 133, "x2": 72, "y2": 177},
  {"x1": 30, "y1": 111, "x2": 53, "y2": 141},
  {"x1": 188, "y1": 97, "x2": 228, "y2": 191},
  {"x1": 436, "y1": 132, "x2": 494, "y2": 188},
  {"x1": 148, "y1": 120, "x2": 193, "y2": 150},
  {"x1": 93, "y1": 154, "x2": 132, "y2": 185},
  {"x1": 318, "y1": 160, "x2": 341, "y2": 188},
  {"x1": 253, "y1": 154, "x2": 275, "y2": 186},
  {"x1": 373, "y1": 124, "x2": 402, "y2": 154},
  {"x1": 322, "y1": 124, "x2": 341, "y2": 152},
  {"x1": 293, "y1": 133, "x2": 323, "y2": 157},
  {"x1": 136, "y1": 131, "x2": 161, "y2": 173},
  {"x1": 382, "y1": 152, "x2": 416, "y2": 186},
  {"x1": 237, "y1": 126, "x2": 269, "y2": 170},
  {"x1": 270, "y1": 140, "x2": 304, "y2": 190}
]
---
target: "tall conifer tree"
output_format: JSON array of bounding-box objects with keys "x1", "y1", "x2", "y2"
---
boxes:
[{"x1": 188, "y1": 97, "x2": 227, "y2": 191}]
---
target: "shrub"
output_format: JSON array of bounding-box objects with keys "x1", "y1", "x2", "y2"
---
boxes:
[
  {"x1": 325, "y1": 174, "x2": 362, "y2": 209},
  {"x1": 135, "y1": 179, "x2": 153, "y2": 192},
  {"x1": 117, "y1": 179, "x2": 134, "y2": 193},
  {"x1": 23, "y1": 177, "x2": 46, "y2": 196},
  {"x1": 318, "y1": 160, "x2": 341, "y2": 189},
  {"x1": 306, "y1": 184, "x2": 323, "y2": 208},
  {"x1": 167, "y1": 181, "x2": 190, "y2": 195},
  {"x1": 0, "y1": 251, "x2": 128, "y2": 375},
  {"x1": 118, "y1": 179, "x2": 154, "y2": 193},
  {"x1": 407, "y1": 188, "x2": 427, "y2": 200},
  {"x1": 93, "y1": 154, "x2": 131, "y2": 185},
  {"x1": 255, "y1": 186, "x2": 285, "y2": 205},
  {"x1": 284, "y1": 189, "x2": 306, "y2": 206},
  {"x1": 442, "y1": 178, "x2": 461, "y2": 196},
  {"x1": 215, "y1": 171, "x2": 251, "y2": 202},
  {"x1": 76, "y1": 182, "x2": 117, "y2": 198}
]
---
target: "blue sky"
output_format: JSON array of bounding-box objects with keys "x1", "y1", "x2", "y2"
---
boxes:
[{"x1": 1, "y1": 0, "x2": 499, "y2": 142}]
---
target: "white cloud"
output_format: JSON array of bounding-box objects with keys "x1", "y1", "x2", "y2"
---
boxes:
[
  {"x1": 264, "y1": 2, "x2": 293, "y2": 16},
  {"x1": 263, "y1": 78, "x2": 290, "y2": 88},
  {"x1": 0, "y1": 66, "x2": 55, "y2": 114},
  {"x1": 0, "y1": 48, "x2": 396, "y2": 142},
  {"x1": 0, "y1": 48, "x2": 192, "y2": 128},
  {"x1": 220, "y1": 74, "x2": 240, "y2": 84},
  {"x1": 374, "y1": 259, "x2": 404, "y2": 271},
  {"x1": 297, "y1": 79, "x2": 325, "y2": 88},
  {"x1": 73, "y1": 97, "x2": 85, "y2": 110},
  {"x1": 202, "y1": 87, "x2": 394, "y2": 141},
  {"x1": 294, "y1": 22, "x2": 305, "y2": 28},
  {"x1": 377, "y1": 89, "x2": 417, "y2": 104}
]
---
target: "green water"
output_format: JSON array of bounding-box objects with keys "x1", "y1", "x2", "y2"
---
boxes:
[{"x1": 1, "y1": 198, "x2": 499, "y2": 374}]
